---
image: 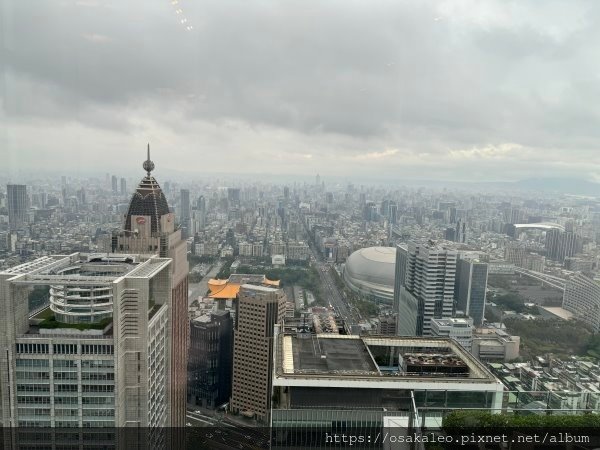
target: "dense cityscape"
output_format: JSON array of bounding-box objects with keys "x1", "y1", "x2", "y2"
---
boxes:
[
  {"x1": 0, "y1": 148, "x2": 599, "y2": 447},
  {"x1": 3, "y1": 0, "x2": 600, "y2": 448}
]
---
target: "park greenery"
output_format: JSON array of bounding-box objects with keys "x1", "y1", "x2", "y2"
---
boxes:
[
  {"x1": 503, "y1": 317, "x2": 598, "y2": 360},
  {"x1": 443, "y1": 410, "x2": 600, "y2": 429},
  {"x1": 489, "y1": 292, "x2": 539, "y2": 315},
  {"x1": 38, "y1": 315, "x2": 112, "y2": 331},
  {"x1": 227, "y1": 264, "x2": 324, "y2": 305},
  {"x1": 187, "y1": 254, "x2": 217, "y2": 265}
]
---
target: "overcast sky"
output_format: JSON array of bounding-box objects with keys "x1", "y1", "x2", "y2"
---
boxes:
[{"x1": 2, "y1": 0, "x2": 600, "y2": 181}]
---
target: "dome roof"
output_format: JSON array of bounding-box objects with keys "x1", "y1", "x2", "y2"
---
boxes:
[
  {"x1": 124, "y1": 176, "x2": 170, "y2": 234},
  {"x1": 343, "y1": 246, "x2": 396, "y2": 302},
  {"x1": 124, "y1": 145, "x2": 170, "y2": 234}
]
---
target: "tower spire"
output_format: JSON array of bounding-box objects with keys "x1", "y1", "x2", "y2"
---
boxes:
[{"x1": 143, "y1": 143, "x2": 155, "y2": 176}]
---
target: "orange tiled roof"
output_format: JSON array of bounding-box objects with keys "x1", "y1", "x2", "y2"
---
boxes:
[{"x1": 207, "y1": 277, "x2": 280, "y2": 299}]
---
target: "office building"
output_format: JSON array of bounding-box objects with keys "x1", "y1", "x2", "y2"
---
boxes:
[
  {"x1": 111, "y1": 175, "x2": 118, "y2": 194},
  {"x1": 180, "y1": 189, "x2": 190, "y2": 225},
  {"x1": 120, "y1": 177, "x2": 127, "y2": 195},
  {"x1": 106, "y1": 146, "x2": 189, "y2": 426},
  {"x1": 377, "y1": 315, "x2": 397, "y2": 335},
  {"x1": 563, "y1": 273, "x2": 600, "y2": 332},
  {"x1": 504, "y1": 245, "x2": 546, "y2": 272},
  {"x1": 7, "y1": 184, "x2": 28, "y2": 231},
  {"x1": 0, "y1": 252, "x2": 172, "y2": 427},
  {"x1": 230, "y1": 284, "x2": 286, "y2": 423},
  {"x1": 271, "y1": 332, "x2": 503, "y2": 441},
  {"x1": 431, "y1": 317, "x2": 473, "y2": 351},
  {"x1": 394, "y1": 241, "x2": 457, "y2": 336},
  {"x1": 188, "y1": 311, "x2": 233, "y2": 409},
  {"x1": 455, "y1": 258, "x2": 488, "y2": 326},
  {"x1": 472, "y1": 327, "x2": 520, "y2": 361},
  {"x1": 227, "y1": 188, "x2": 241, "y2": 206},
  {"x1": 455, "y1": 219, "x2": 467, "y2": 243}
]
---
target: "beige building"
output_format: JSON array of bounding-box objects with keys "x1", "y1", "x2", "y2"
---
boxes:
[
  {"x1": 230, "y1": 284, "x2": 286, "y2": 422},
  {"x1": 0, "y1": 253, "x2": 172, "y2": 429},
  {"x1": 472, "y1": 327, "x2": 520, "y2": 361},
  {"x1": 104, "y1": 146, "x2": 189, "y2": 427}
]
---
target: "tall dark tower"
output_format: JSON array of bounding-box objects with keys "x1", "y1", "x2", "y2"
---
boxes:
[{"x1": 108, "y1": 144, "x2": 189, "y2": 427}]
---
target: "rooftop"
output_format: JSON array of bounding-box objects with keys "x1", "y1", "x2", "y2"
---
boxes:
[
  {"x1": 277, "y1": 333, "x2": 498, "y2": 382},
  {"x1": 291, "y1": 335, "x2": 378, "y2": 374},
  {"x1": 207, "y1": 273, "x2": 280, "y2": 299}
]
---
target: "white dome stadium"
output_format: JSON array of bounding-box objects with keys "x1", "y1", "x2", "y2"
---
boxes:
[{"x1": 343, "y1": 246, "x2": 396, "y2": 302}]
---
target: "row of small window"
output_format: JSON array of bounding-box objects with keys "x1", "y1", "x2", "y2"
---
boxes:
[
  {"x1": 16, "y1": 359, "x2": 115, "y2": 369},
  {"x1": 51, "y1": 372, "x2": 115, "y2": 381},
  {"x1": 17, "y1": 396, "x2": 114, "y2": 406},
  {"x1": 17, "y1": 385, "x2": 115, "y2": 393},
  {"x1": 15, "y1": 344, "x2": 114, "y2": 355},
  {"x1": 53, "y1": 409, "x2": 114, "y2": 418}
]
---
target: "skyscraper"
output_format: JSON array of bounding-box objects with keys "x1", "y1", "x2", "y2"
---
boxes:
[
  {"x1": 389, "y1": 201, "x2": 398, "y2": 225},
  {"x1": 454, "y1": 257, "x2": 488, "y2": 326},
  {"x1": 0, "y1": 253, "x2": 173, "y2": 428},
  {"x1": 455, "y1": 219, "x2": 467, "y2": 244},
  {"x1": 188, "y1": 311, "x2": 233, "y2": 409},
  {"x1": 230, "y1": 284, "x2": 286, "y2": 423},
  {"x1": 180, "y1": 189, "x2": 190, "y2": 224},
  {"x1": 120, "y1": 177, "x2": 127, "y2": 195},
  {"x1": 107, "y1": 146, "x2": 189, "y2": 427},
  {"x1": 227, "y1": 187, "x2": 241, "y2": 206},
  {"x1": 545, "y1": 228, "x2": 582, "y2": 263},
  {"x1": 111, "y1": 175, "x2": 118, "y2": 194},
  {"x1": 394, "y1": 240, "x2": 457, "y2": 336},
  {"x1": 7, "y1": 184, "x2": 28, "y2": 231}
]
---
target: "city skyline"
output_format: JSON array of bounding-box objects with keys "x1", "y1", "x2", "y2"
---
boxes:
[
  {"x1": 2, "y1": 0, "x2": 600, "y2": 443},
  {"x1": 3, "y1": 1, "x2": 600, "y2": 181}
]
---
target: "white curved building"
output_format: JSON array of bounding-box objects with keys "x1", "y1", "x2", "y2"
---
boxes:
[
  {"x1": 49, "y1": 255, "x2": 135, "y2": 324},
  {"x1": 343, "y1": 246, "x2": 396, "y2": 302}
]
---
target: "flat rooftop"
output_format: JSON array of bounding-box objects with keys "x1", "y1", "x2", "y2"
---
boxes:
[
  {"x1": 278, "y1": 333, "x2": 498, "y2": 382},
  {"x1": 291, "y1": 335, "x2": 378, "y2": 374}
]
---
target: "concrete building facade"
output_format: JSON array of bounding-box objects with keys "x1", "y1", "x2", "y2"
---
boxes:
[
  {"x1": 394, "y1": 241, "x2": 457, "y2": 336},
  {"x1": 105, "y1": 146, "x2": 189, "y2": 426},
  {"x1": 230, "y1": 284, "x2": 286, "y2": 423},
  {"x1": 0, "y1": 253, "x2": 172, "y2": 428}
]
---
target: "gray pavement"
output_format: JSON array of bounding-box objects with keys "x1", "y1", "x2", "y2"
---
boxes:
[{"x1": 188, "y1": 261, "x2": 224, "y2": 307}]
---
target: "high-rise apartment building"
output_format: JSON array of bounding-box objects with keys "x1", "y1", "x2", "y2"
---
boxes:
[
  {"x1": 394, "y1": 241, "x2": 457, "y2": 336},
  {"x1": 106, "y1": 146, "x2": 189, "y2": 427},
  {"x1": 230, "y1": 284, "x2": 286, "y2": 423},
  {"x1": 7, "y1": 184, "x2": 28, "y2": 231},
  {"x1": 454, "y1": 258, "x2": 488, "y2": 326},
  {"x1": 0, "y1": 253, "x2": 172, "y2": 427},
  {"x1": 546, "y1": 229, "x2": 582, "y2": 263},
  {"x1": 563, "y1": 273, "x2": 600, "y2": 332}
]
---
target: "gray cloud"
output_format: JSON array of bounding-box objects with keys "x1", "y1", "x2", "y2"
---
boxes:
[{"x1": 2, "y1": 0, "x2": 600, "y2": 180}]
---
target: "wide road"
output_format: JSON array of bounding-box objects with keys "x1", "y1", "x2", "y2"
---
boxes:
[
  {"x1": 308, "y1": 244, "x2": 359, "y2": 329},
  {"x1": 188, "y1": 261, "x2": 223, "y2": 307}
]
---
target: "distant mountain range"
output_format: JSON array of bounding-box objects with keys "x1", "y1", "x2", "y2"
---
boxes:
[
  {"x1": 509, "y1": 178, "x2": 600, "y2": 195},
  {"x1": 388, "y1": 177, "x2": 600, "y2": 196}
]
